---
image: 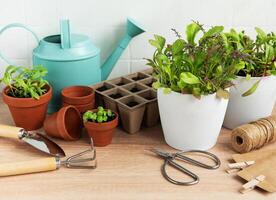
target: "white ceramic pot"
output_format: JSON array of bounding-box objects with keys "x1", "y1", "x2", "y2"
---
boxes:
[
  {"x1": 157, "y1": 89, "x2": 229, "y2": 150},
  {"x1": 223, "y1": 76, "x2": 276, "y2": 129}
]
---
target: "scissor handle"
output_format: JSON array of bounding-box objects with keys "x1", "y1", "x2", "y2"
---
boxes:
[
  {"x1": 162, "y1": 158, "x2": 199, "y2": 186},
  {"x1": 175, "y1": 150, "x2": 221, "y2": 170}
]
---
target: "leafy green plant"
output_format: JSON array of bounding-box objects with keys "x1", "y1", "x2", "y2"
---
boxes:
[
  {"x1": 146, "y1": 22, "x2": 245, "y2": 99},
  {"x1": 83, "y1": 106, "x2": 115, "y2": 123},
  {"x1": 224, "y1": 28, "x2": 276, "y2": 77},
  {"x1": 0, "y1": 65, "x2": 49, "y2": 99},
  {"x1": 223, "y1": 28, "x2": 276, "y2": 96}
]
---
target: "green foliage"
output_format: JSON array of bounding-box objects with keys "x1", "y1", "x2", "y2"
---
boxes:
[
  {"x1": 83, "y1": 106, "x2": 115, "y2": 123},
  {"x1": 146, "y1": 22, "x2": 244, "y2": 99},
  {"x1": 242, "y1": 80, "x2": 261, "y2": 97},
  {"x1": 0, "y1": 65, "x2": 49, "y2": 99},
  {"x1": 224, "y1": 27, "x2": 276, "y2": 77},
  {"x1": 223, "y1": 28, "x2": 276, "y2": 96}
]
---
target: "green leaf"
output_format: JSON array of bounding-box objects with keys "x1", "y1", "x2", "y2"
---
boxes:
[
  {"x1": 152, "y1": 81, "x2": 161, "y2": 89},
  {"x1": 242, "y1": 80, "x2": 261, "y2": 97},
  {"x1": 154, "y1": 35, "x2": 166, "y2": 50},
  {"x1": 216, "y1": 88, "x2": 230, "y2": 99},
  {"x1": 149, "y1": 39, "x2": 161, "y2": 51},
  {"x1": 265, "y1": 43, "x2": 274, "y2": 62},
  {"x1": 156, "y1": 54, "x2": 170, "y2": 65},
  {"x1": 255, "y1": 27, "x2": 266, "y2": 40},
  {"x1": 171, "y1": 39, "x2": 185, "y2": 55},
  {"x1": 201, "y1": 26, "x2": 224, "y2": 41},
  {"x1": 180, "y1": 72, "x2": 200, "y2": 84},
  {"x1": 215, "y1": 65, "x2": 223, "y2": 76},
  {"x1": 163, "y1": 88, "x2": 171, "y2": 94},
  {"x1": 186, "y1": 22, "x2": 201, "y2": 44},
  {"x1": 234, "y1": 61, "x2": 245, "y2": 73},
  {"x1": 220, "y1": 33, "x2": 229, "y2": 48},
  {"x1": 245, "y1": 74, "x2": 251, "y2": 80}
]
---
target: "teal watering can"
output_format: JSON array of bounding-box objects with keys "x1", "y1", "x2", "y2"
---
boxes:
[{"x1": 0, "y1": 18, "x2": 145, "y2": 113}]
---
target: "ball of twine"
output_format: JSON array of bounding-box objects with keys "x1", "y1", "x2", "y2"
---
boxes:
[{"x1": 231, "y1": 115, "x2": 276, "y2": 153}]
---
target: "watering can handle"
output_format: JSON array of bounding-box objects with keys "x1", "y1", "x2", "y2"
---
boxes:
[
  {"x1": 0, "y1": 23, "x2": 39, "y2": 65},
  {"x1": 60, "y1": 19, "x2": 71, "y2": 49}
]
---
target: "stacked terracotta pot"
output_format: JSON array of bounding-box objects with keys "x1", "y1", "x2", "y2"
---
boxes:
[{"x1": 61, "y1": 86, "x2": 95, "y2": 113}]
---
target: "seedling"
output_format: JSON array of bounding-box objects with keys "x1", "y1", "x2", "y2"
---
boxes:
[
  {"x1": 146, "y1": 21, "x2": 244, "y2": 99},
  {"x1": 0, "y1": 65, "x2": 49, "y2": 99},
  {"x1": 83, "y1": 106, "x2": 115, "y2": 123}
]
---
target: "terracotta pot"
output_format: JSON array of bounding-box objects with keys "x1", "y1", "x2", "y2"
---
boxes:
[
  {"x1": 2, "y1": 85, "x2": 52, "y2": 131},
  {"x1": 43, "y1": 106, "x2": 82, "y2": 141},
  {"x1": 84, "y1": 111, "x2": 118, "y2": 147},
  {"x1": 61, "y1": 86, "x2": 95, "y2": 105},
  {"x1": 62, "y1": 102, "x2": 95, "y2": 113}
]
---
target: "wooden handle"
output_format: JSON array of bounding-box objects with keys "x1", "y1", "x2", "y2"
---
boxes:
[
  {"x1": 0, "y1": 124, "x2": 23, "y2": 139},
  {"x1": 0, "y1": 157, "x2": 58, "y2": 177}
]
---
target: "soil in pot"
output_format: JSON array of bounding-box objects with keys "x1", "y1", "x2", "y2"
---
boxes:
[
  {"x1": 127, "y1": 101, "x2": 139, "y2": 107},
  {"x1": 130, "y1": 87, "x2": 140, "y2": 93},
  {"x1": 117, "y1": 95, "x2": 146, "y2": 134},
  {"x1": 84, "y1": 111, "x2": 118, "y2": 147},
  {"x1": 2, "y1": 85, "x2": 52, "y2": 131},
  {"x1": 122, "y1": 83, "x2": 147, "y2": 94},
  {"x1": 95, "y1": 82, "x2": 114, "y2": 92},
  {"x1": 102, "y1": 88, "x2": 130, "y2": 113},
  {"x1": 93, "y1": 82, "x2": 115, "y2": 106},
  {"x1": 44, "y1": 105, "x2": 82, "y2": 141},
  {"x1": 127, "y1": 72, "x2": 149, "y2": 81},
  {"x1": 107, "y1": 77, "x2": 132, "y2": 86},
  {"x1": 109, "y1": 93, "x2": 123, "y2": 99}
]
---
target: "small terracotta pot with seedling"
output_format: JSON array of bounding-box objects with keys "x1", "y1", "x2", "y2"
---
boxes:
[
  {"x1": 83, "y1": 106, "x2": 118, "y2": 147},
  {"x1": 1, "y1": 65, "x2": 52, "y2": 131}
]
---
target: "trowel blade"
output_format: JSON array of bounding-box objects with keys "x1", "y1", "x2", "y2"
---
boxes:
[{"x1": 22, "y1": 133, "x2": 66, "y2": 157}]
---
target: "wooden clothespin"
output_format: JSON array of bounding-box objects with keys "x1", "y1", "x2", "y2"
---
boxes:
[
  {"x1": 226, "y1": 161, "x2": 255, "y2": 174},
  {"x1": 240, "y1": 175, "x2": 265, "y2": 194}
]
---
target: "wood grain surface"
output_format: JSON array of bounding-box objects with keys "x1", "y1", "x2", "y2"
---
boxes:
[{"x1": 0, "y1": 96, "x2": 275, "y2": 200}]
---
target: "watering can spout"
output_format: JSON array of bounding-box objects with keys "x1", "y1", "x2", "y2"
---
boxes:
[{"x1": 101, "y1": 18, "x2": 145, "y2": 80}]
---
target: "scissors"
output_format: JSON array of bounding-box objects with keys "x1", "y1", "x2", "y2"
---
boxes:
[{"x1": 149, "y1": 148, "x2": 221, "y2": 185}]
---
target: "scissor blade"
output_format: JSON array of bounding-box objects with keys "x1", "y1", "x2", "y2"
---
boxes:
[
  {"x1": 22, "y1": 133, "x2": 66, "y2": 157},
  {"x1": 148, "y1": 148, "x2": 171, "y2": 158}
]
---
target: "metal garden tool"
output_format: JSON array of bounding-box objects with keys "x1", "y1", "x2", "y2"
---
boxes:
[
  {"x1": 148, "y1": 148, "x2": 220, "y2": 185},
  {"x1": 0, "y1": 124, "x2": 65, "y2": 157},
  {"x1": 0, "y1": 138, "x2": 97, "y2": 177}
]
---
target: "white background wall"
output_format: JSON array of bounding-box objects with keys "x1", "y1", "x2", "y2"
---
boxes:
[{"x1": 0, "y1": 0, "x2": 276, "y2": 85}]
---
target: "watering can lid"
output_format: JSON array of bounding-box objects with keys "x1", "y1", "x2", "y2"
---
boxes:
[{"x1": 33, "y1": 34, "x2": 100, "y2": 61}]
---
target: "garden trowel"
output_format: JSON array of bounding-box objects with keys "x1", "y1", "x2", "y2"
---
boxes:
[{"x1": 0, "y1": 124, "x2": 65, "y2": 157}]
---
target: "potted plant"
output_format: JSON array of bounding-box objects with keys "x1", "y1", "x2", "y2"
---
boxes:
[
  {"x1": 0, "y1": 65, "x2": 52, "y2": 130},
  {"x1": 223, "y1": 28, "x2": 276, "y2": 129},
  {"x1": 146, "y1": 22, "x2": 244, "y2": 150},
  {"x1": 83, "y1": 106, "x2": 118, "y2": 147}
]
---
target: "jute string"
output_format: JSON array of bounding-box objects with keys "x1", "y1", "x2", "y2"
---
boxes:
[{"x1": 231, "y1": 116, "x2": 276, "y2": 153}]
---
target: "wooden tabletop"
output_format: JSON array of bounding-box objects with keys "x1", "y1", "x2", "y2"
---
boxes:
[{"x1": 0, "y1": 97, "x2": 275, "y2": 200}]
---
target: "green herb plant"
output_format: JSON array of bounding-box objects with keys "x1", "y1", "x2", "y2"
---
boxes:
[
  {"x1": 146, "y1": 22, "x2": 245, "y2": 99},
  {"x1": 0, "y1": 65, "x2": 49, "y2": 99},
  {"x1": 224, "y1": 28, "x2": 276, "y2": 96},
  {"x1": 83, "y1": 106, "x2": 115, "y2": 123}
]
